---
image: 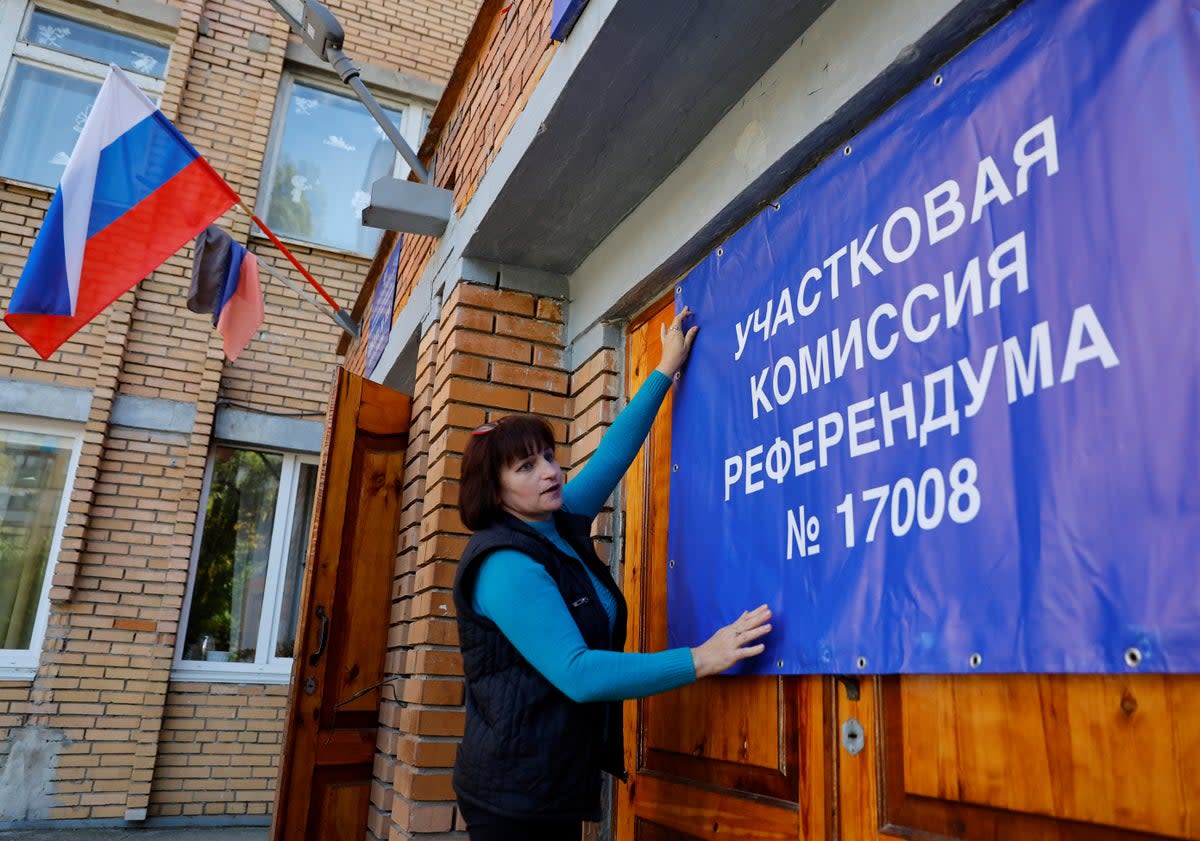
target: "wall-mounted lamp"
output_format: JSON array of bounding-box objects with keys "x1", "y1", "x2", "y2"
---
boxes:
[{"x1": 267, "y1": 0, "x2": 453, "y2": 237}]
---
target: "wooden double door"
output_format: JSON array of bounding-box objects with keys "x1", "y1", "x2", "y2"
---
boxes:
[{"x1": 618, "y1": 299, "x2": 1199, "y2": 841}]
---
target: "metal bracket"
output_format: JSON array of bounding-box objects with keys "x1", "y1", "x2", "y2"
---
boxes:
[{"x1": 837, "y1": 675, "x2": 861, "y2": 701}]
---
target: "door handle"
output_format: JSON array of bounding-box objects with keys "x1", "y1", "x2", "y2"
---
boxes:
[{"x1": 308, "y1": 605, "x2": 329, "y2": 666}]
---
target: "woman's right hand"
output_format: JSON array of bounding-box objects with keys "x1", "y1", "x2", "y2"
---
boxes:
[
  {"x1": 655, "y1": 306, "x2": 699, "y2": 379},
  {"x1": 690, "y1": 604, "x2": 773, "y2": 678}
]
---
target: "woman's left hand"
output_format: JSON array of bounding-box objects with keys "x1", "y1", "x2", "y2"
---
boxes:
[
  {"x1": 656, "y1": 306, "x2": 699, "y2": 378},
  {"x1": 690, "y1": 603, "x2": 773, "y2": 678}
]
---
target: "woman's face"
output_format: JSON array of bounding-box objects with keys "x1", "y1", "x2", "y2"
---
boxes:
[{"x1": 498, "y1": 445, "x2": 563, "y2": 521}]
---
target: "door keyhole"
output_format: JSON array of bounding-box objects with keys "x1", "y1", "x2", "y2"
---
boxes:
[{"x1": 841, "y1": 717, "x2": 865, "y2": 755}]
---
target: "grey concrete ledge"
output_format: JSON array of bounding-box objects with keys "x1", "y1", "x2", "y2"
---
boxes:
[
  {"x1": 567, "y1": 320, "x2": 623, "y2": 372},
  {"x1": 214, "y1": 406, "x2": 323, "y2": 454},
  {"x1": 85, "y1": 0, "x2": 181, "y2": 29},
  {"x1": 462, "y1": 258, "x2": 569, "y2": 300},
  {"x1": 0, "y1": 379, "x2": 92, "y2": 423},
  {"x1": 111, "y1": 395, "x2": 195, "y2": 434}
]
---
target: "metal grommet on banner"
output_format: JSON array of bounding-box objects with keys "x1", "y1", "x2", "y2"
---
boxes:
[
  {"x1": 776, "y1": 659, "x2": 785, "y2": 669},
  {"x1": 672, "y1": 464, "x2": 679, "y2": 472},
  {"x1": 770, "y1": 201, "x2": 781, "y2": 211},
  {"x1": 716, "y1": 247, "x2": 724, "y2": 257},
  {"x1": 1124, "y1": 647, "x2": 1143, "y2": 668},
  {"x1": 675, "y1": 285, "x2": 682, "y2": 295},
  {"x1": 855, "y1": 656, "x2": 867, "y2": 670},
  {"x1": 934, "y1": 74, "x2": 944, "y2": 86},
  {"x1": 843, "y1": 145, "x2": 852, "y2": 156},
  {"x1": 668, "y1": 559, "x2": 675, "y2": 569},
  {"x1": 969, "y1": 653, "x2": 982, "y2": 669}
]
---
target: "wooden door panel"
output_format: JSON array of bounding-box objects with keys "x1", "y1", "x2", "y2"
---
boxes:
[
  {"x1": 271, "y1": 369, "x2": 411, "y2": 841},
  {"x1": 636, "y1": 817, "x2": 710, "y2": 841},
  {"x1": 645, "y1": 675, "x2": 787, "y2": 766},
  {"x1": 641, "y1": 676, "x2": 799, "y2": 800},
  {"x1": 310, "y1": 769, "x2": 373, "y2": 841},
  {"x1": 839, "y1": 674, "x2": 1200, "y2": 841},
  {"x1": 632, "y1": 776, "x2": 799, "y2": 840},
  {"x1": 321, "y1": 442, "x2": 404, "y2": 728},
  {"x1": 890, "y1": 675, "x2": 1200, "y2": 839}
]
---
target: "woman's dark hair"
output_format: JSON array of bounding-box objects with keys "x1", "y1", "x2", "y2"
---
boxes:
[{"x1": 459, "y1": 414, "x2": 556, "y2": 531}]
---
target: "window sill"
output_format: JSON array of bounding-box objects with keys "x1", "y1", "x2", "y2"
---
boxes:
[
  {"x1": 0, "y1": 666, "x2": 35, "y2": 682},
  {"x1": 171, "y1": 664, "x2": 293, "y2": 685},
  {"x1": 0, "y1": 175, "x2": 54, "y2": 196}
]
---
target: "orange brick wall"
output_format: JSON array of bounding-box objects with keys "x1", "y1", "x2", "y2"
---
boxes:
[
  {"x1": 26, "y1": 425, "x2": 193, "y2": 821},
  {"x1": 568, "y1": 348, "x2": 623, "y2": 563},
  {"x1": 0, "y1": 0, "x2": 474, "y2": 827},
  {"x1": 0, "y1": 186, "x2": 110, "y2": 385},
  {"x1": 0, "y1": 682, "x2": 27, "y2": 742},
  {"x1": 433, "y1": 2, "x2": 557, "y2": 216},
  {"x1": 348, "y1": 0, "x2": 558, "y2": 372},
  {"x1": 149, "y1": 683, "x2": 289, "y2": 820},
  {"x1": 329, "y1": 0, "x2": 478, "y2": 85}
]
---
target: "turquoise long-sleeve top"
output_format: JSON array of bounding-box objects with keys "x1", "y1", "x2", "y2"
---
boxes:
[{"x1": 471, "y1": 370, "x2": 696, "y2": 703}]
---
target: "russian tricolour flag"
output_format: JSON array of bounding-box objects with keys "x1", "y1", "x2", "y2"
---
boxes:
[{"x1": 5, "y1": 65, "x2": 238, "y2": 359}]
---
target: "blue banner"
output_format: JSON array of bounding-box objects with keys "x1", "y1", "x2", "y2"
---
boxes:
[
  {"x1": 668, "y1": 0, "x2": 1200, "y2": 674},
  {"x1": 365, "y1": 238, "x2": 400, "y2": 379},
  {"x1": 550, "y1": 0, "x2": 589, "y2": 42}
]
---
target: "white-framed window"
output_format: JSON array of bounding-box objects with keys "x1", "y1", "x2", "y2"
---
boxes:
[
  {"x1": 257, "y1": 70, "x2": 429, "y2": 255},
  {"x1": 0, "y1": 0, "x2": 172, "y2": 188},
  {"x1": 0, "y1": 415, "x2": 83, "y2": 678},
  {"x1": 174, "y1": 445, "x2": 318, "y2": 683}
]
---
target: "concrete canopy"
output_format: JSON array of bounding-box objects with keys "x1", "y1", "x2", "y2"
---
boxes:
[{"x1": 462, "y1": 0, "x2": 834, "y2": 275}]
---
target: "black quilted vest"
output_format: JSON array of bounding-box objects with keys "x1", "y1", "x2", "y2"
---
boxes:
[{"x1": 452, "y1": 510, "x2": 628, "y2": 821}]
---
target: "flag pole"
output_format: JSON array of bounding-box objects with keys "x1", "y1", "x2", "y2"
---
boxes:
[
  {"x1": 234, "y1": 201, "x2": 360, "y2": 339},
  {"x1": 254, "y1": 256, "x2": 359, "y2": 337}
]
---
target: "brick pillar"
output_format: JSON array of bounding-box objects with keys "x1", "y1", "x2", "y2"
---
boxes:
[
  {"x1": 122, "y1": 330, "x2": 226, "y2": 820},
  {"x1": 369, "y1": 311, "x2": 439, "y2": 840},
  {"x1": 566, "y1": 347, "x2": 622, "y2": 564},
  {"x1": 379, "y1": 280, "x2": 568, "y2": 840},
  {"x1": 567, "y1": 344, "x2": 624, "y2": 841}
]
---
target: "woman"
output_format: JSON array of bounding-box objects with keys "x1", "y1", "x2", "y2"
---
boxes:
[{"x1": 452, "y1": 306, "x2": 773, "y2": 841}]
